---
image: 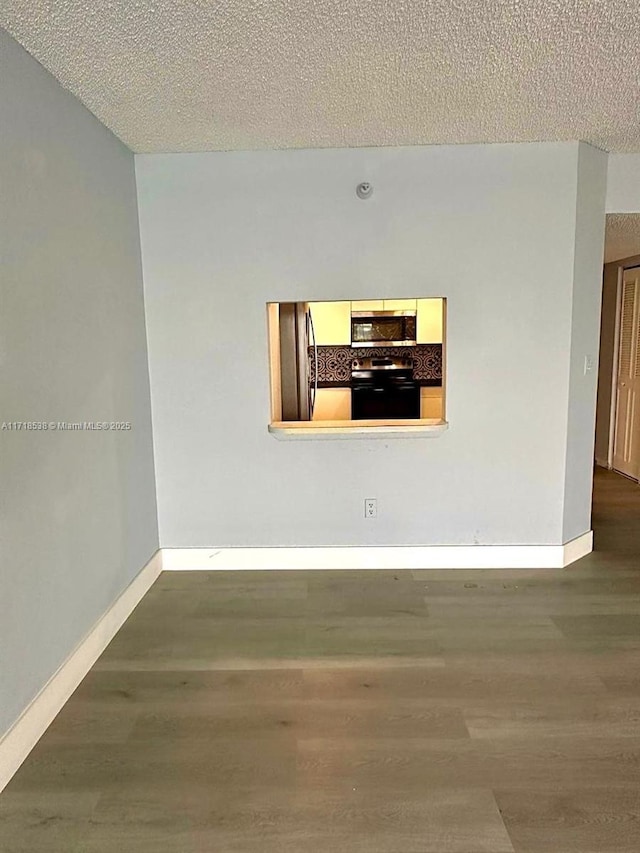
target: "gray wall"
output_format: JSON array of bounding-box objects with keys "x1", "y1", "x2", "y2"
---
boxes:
[
  {"x1": 137, "y1": 141, "x2": 601, "y2": 549},
  {"x1": 606, "y1": 154, "x2": 640, "y2": 213},
  {"x1": 0, "y1": 29, "x2": 158, "y2": 738},
  {"x1": 562, "y1": 144, "x2": 608, "y2": 542}
]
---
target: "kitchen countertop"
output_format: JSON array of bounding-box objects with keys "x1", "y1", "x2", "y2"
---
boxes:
[
  {"x1": 317, "y1": 379, "x2": 442, "y2": 389},
  {"x1": 269, "y1": 419, "x2": 448, "y2": 440}
]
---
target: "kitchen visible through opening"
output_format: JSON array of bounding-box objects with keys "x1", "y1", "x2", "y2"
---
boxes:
[{"x1": 266, "y1": 298, "x2": 446, "y2": 436}]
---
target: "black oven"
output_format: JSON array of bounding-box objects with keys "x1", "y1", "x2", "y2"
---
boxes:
[
  {"x1": 351, "y1": 357, "x2": 420, "y2": 420},
  {"x1": 351, "y1": 311, "x2": 417, "y2": 348}
]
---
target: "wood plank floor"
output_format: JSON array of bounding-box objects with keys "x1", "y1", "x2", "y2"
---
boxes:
[{"x1": 2, "y1": 469, "x2": 640, "y2": 852}]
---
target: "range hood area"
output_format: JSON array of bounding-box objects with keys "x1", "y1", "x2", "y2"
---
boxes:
[{"x1": 267, "y1": 298, "x2": 447, "y2": 439}]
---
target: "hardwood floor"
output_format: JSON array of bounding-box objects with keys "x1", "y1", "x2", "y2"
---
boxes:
[{"x1": 2, "y1": 469, "x2": 640, "y2": 852}]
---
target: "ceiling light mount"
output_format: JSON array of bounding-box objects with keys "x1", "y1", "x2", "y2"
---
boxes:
[{"x1": 356, "y1": 182, "x2": 373, "y2": 200}]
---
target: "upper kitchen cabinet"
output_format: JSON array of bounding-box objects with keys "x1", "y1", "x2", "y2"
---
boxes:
[
  {"x1": 352, "y1": 299, "x2": 417, "y2": 311},
  {"x1": 351, "y1": 300, "x2": 384, "y2": 311},
  {"x1": 308, "y1": 301, "x2": 351, "y2": 345},
  {"x1": 382, "y1": 299, "x2": 417, "y2": 311},
  {"x1": 417, "y1": 298, "x2": 443, "y2": 343}
]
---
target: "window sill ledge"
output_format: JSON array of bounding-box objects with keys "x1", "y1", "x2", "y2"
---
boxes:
[{"x1": 268, "y1": 419, "x2": 449, "y2": 440}]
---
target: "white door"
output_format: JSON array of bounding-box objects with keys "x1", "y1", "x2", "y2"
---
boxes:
[{"x1": 613, "y1": 267, "x2": 640, "y2": 479}]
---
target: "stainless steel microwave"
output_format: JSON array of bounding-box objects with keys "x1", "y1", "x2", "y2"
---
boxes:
[{"x1": 351, "y1": 310, "x2": 417, "y2": 348}]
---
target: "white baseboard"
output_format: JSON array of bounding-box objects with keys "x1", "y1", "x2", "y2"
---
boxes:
[
  {"x1": 162, "y1": 533, "x2": 593, "y2": 572},
  {"x1": 0, "y1": 550, "x2": 162, "y2": 796},
  {"x1": 562, "y1": 530, "x2": 593, "y2": 566}
]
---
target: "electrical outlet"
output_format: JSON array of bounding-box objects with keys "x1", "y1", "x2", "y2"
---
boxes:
[
  {"x1": 584, "y1": 354, "x2": 594, "y2": 375},
  {"x1": 364, "y1": 498, "x2": 377, "y2": 518}
]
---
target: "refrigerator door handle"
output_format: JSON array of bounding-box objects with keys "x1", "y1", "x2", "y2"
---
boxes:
[{"x1": 308, "y1": 309, "x2": 318, "y2": 418}]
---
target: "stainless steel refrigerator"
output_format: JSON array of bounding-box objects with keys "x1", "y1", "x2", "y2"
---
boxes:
[{"x1": 278, "y1": 302, "x2": 317, "y2": 421}]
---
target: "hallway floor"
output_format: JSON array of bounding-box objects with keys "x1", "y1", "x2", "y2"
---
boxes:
[{"x1": 1, "y1": 469, "x2": 640, "y2": 852}]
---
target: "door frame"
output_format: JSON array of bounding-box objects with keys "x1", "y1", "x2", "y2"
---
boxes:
[
  {"x1": 608, "y1": 261, "x2": 640, "y2": 472},
  {"x1": 607, "y1": 265, "x2": 624, "y2": 469}
]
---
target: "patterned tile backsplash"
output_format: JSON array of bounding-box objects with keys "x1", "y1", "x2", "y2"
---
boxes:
[{"x1": 309, "y1": 344, "x2": 442, "y2": 385}]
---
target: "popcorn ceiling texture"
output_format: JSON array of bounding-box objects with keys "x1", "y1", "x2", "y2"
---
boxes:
[
  {"x1": 2, "y1": 0, "x2": 640, "y2": 153},
  {"x1": 604, "y1": 214, "x2": 640, "y2": 263}
]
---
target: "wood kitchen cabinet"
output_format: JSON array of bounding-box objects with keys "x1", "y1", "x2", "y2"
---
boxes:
[
  {"x1": 416, "y1": 298, "x2": 443, "y2": 343},
  {"x1": 352, "y1": 299, "x2": 417, "y2": 311},
  {"x1": 351, "y1": 300, "x2": 384, "y2": 311},
  {"x1": 307, "y1": 298, "x2": 443, "y2": 345},
  {"x1": 312, "y1": 388, "x2": 352, "y2": 421},
  {"x1": 420, "y1": 386, "x2": 443, "y2": 419},
  {"x1": 309, "y1": 301, "x2": 351, "y2": 345},
  {"x1": 383, "y1": 299, "x2": 417, "y2": 311}
]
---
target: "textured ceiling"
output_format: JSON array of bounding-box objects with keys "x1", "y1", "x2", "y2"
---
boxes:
[
  {"x1": 2, "y1": 1, "x2": 640, "y2": 153},
  {"x1": 604, "y1": 214, "x2": 640, "y2": 263}
]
